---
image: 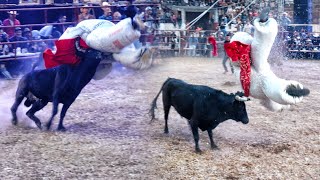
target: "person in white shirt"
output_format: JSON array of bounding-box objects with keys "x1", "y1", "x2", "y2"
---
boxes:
[{"x1": 242, "y1": 21, "x2": 254, "y2": 35}]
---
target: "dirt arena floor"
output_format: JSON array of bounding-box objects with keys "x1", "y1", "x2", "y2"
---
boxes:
[{"x1": 0, "y1": 57, "x2": 319, "y2": 179}]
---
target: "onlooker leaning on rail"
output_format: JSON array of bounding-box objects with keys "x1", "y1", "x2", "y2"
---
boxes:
[
  {"x1": 242, "y1": 21, "x2": 254, "y2": 36},
  {"x1": 22, "y1": 28, "x2": 38, "y2": 53},
  {"x1": 9, "y1": 27, "x2": 28, "y2": 53},
  {"x1": 99, "y1": 2, "x2": 113, "y2": 21},
  {"x1": 78, "y1": 5, "x2": 96, "y2": 23},
  {"x1": 279, "y1": 12, "x2": 291, "y2": 31},
  {"x1": 187, "y1": 32, "x2": 198, "y2": 57},
  {"x1": 52, "y1": 15, "x2": 68, "y2": 38},
  {"x1": 0, "y1": 28, "x2": 10, "y2": 56},
  {"x1": 2, "y1": 11, "x2": 21, "y2": 38}
]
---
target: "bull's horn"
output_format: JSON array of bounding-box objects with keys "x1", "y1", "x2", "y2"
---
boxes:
[{"x1": 235, "y1": 95, "x2": 250, "y2": 101}]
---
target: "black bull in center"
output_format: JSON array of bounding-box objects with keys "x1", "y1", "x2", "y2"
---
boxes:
[{"x1": 149, "y1": 78, "x2": 250, "y2": 153}]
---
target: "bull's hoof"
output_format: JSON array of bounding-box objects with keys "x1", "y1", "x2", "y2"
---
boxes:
[
  {"x1": 164, "y1": 126, "x2": 169, "y2": 134},
  {"x1": 35, "y1": 122, "x2": 42, "y2": 130},
  {"x1": 45, "y1": 123, "x2": 51, "y2": 131},
  {"x1": 11, "y1": 118, "x2": 18, "y2": 126},
  {"x1": 57, "y1": 126, "x2": 67, "y2": 132},
  {"x1": 195, "y1": 148, "x2": 203, "y2": 154},
  {"x1": 211, "y1": 145, "x2": 220, "y2": 150}
]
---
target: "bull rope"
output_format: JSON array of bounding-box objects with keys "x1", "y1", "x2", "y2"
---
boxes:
[{"x1": 186, "y1": 0, "x2": 219, "y2": 30}]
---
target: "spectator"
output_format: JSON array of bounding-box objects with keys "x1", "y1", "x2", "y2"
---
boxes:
[
  {"x1": 170, "y1": 32, "x2": 177, "y2": 56},
  {"x1": 2, "y1": 11, "x2": 21, "y2": 38},
  {"x1": 112, "y1": 11, "x2": 122, "y2": 22},
  {"x1": 9, "y1": 27, "x2": 28, "y2": 53},
  {"x1": 111, "y1": 0, "x2": 121, "y2": 6},
  {"x1": 22, "y1": 27, "x2": 39, "y2": 53},
  {"x1": 116, "y1": 0, "x2": 138, "y2": 20},
  {"x1": 187, "y1": 32, "x2": 198, "y2": 56},
  {"x1": 242, "y1": 21, "x2": 254, "y2": 35},
  {"x1": 22, "y1": 27, "x2": 32, "y2": 39},
  {"x1": 198, "y1": 31, "x2": 207, "y2": 56},
  {"x1": 141, "y1": 6, "x2": 156, "y2": 45},
  {"x1": 22, "y1": 28, "x2": 32, "y2": 51},
  {"x1": 219, "y1": 22, "x2": 227, "y2": 36},
  {"x1": 142, "y1": 6, "x2": 154, "y2": 23},
  {"x1": 0, "y1": 28, "x2": 12, "y2": 79},
  {"x1": 52, "y1": 15, "x2": 68, "y2": 38},
  {"x1": 208, "y1": 33, "x2": 218, "y2": 57},
  {"x1": 31, "y1": 29, "x2": 48, "y2": 52},
  {"x1": 0, "y1": 28, "x2": 10, "y2": 56},
  {"x1": 222, "y1": 33, "x2": 234, "y2": 74},
  {"x1": 78, "y1": 5, "x2": 96, "y2": 23},
  {"x1": 279, "y1": 12, "x2": 291, "y2": 31},
  {"x1": 179, "y1": 35, "x2": 188, "y2": 56},
  {"x1": 99, "y1": 2, "x2": 113, "y2": 21},
  {"x1": 170, "y1": 13, "x2": 178, "y2": 27}
]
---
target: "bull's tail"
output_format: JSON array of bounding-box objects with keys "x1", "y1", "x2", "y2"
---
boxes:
[{"x1": 149, "y1": 78, "x2": 172, "y2": 121}]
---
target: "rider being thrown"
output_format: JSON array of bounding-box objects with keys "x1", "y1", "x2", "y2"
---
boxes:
[{"x1": 43, "y1": 0, "x2": 145, "y2": 69}]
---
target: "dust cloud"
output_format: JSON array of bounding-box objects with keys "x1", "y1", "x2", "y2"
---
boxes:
[{"x1": 0, "y1": 81, "x2": 36, "y2": 130}]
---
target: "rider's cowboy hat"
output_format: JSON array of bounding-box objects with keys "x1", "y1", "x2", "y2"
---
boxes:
[{"x1": 8, "y1": 11, "x2": 19, "y2": 15}]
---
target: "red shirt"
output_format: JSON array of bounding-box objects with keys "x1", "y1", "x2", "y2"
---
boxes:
[
  {"x1": 2, "y1": 18, "x2": 21, "y2": 38},
  {"x1": 208, "y1": 36, "x2": 217, "y2": 56},
  {"x1": 43, "y1": 38, "x2": 90, "y2": 69}
]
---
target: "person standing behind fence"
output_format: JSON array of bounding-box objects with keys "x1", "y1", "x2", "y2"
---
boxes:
[
  {"x1": 9, "y1": 27, "x2": 28, "y2": 53},
  {"x1": 170, "y1": 32, "x2": 177, "y2": 57},
  {"x1": 242, "y1": 21, "x2": 254, "y2": 36},
  {"x1": 187, "y1": 32, "x2": 198, "y2": 57},
  {"x1": 279, "y1": 12, "x2": 291, "y2": 31},
  {"x1": 208, "y1": 33, "x2": 218, "y2": 57},
  {"x1": 78, "y1": 5, "x2": 96, "y2": 23},
  {"x1": 198, "y1": 31, "x2": 207, "y2": 56},
  {"x1": 52, "y1": 15, "x2": 68, "y2": 38},
  {"x1": 2, "y1": 11, "x2": 21, "y2": 38},
  {"x1": 222, "y1": 33, "x2": 234, "y2": 74},
  {"x1": 99, "y1": 2, "x2": 113, "y2": 21}
]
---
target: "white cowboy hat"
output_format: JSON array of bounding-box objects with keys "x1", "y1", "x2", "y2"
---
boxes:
[
  {"x1": 102, "y1": 2, "x2": 111, "y2": 6},
  {"x1": 8, "y1": 11, "x2": 19, "y2": 15},
  {"x1": 313, "y1": 33, "x2": 319, "y2": 37}
]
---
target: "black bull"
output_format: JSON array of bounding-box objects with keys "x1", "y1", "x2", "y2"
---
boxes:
[
  {"x1": 149, "y1": 78, "x2": 250, "y2": 153},
  {"x1": 10, "y1": 49, "x2": 105, "y2": 131}
]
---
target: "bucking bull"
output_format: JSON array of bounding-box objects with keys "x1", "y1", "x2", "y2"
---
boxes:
[{"x1": 11, "y1": 17, "x2": 154, "y2": 130}]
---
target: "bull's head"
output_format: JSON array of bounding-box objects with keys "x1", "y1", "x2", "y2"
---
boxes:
[{"x1": 232, "y1": 92, "x2": 250, "y2": 124}]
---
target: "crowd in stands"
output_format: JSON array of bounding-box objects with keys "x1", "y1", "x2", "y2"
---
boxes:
[
  {"x1": 283, "y1": 29, "x2": 320, "y2": 59},
  {"x1": 0, "y1": 0, "x2": 319, "y2": 60},
  {"x1": 0, "y1": 11, "x2": 68, "y2": 56}
]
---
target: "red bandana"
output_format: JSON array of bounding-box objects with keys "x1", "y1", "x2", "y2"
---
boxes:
[{"x1": 224, "y1": 41, "x2": 251, "y2": 97}]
